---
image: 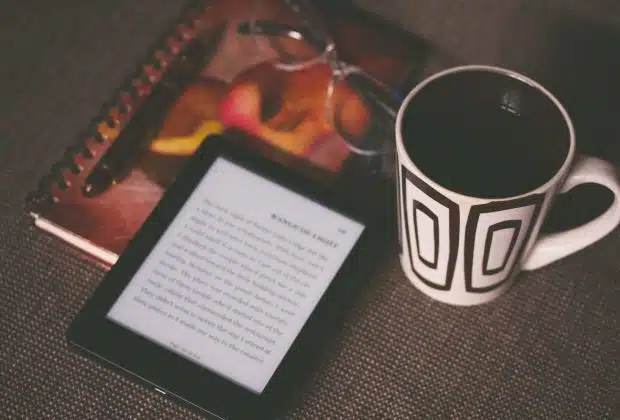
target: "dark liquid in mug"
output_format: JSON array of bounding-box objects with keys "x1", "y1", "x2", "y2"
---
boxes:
[{"x1": 402, "y1": 70, "x2": 570, "y2": 198}]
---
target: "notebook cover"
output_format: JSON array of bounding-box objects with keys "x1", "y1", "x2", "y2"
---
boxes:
[{"x1": 26, "y1": 0, "x2": 429, "y2": 268}]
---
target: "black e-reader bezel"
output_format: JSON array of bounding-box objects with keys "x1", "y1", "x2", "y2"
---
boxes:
[{"x1": 67, "y1": 133, "x2": 380, "y2": 419}]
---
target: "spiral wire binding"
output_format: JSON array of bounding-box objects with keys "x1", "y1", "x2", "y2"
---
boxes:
[{"x1": 26, "y1": 0, "x2": 210, "y2": 209}]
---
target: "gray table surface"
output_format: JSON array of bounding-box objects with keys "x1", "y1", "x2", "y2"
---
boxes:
[{"x1": 1, "y1": 1, "x2": 619, "y2": 419}]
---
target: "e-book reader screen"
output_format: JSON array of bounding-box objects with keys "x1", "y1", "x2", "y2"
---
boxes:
[{"x1": 106, "y1": 157, "x2": 365, "y2": 394}]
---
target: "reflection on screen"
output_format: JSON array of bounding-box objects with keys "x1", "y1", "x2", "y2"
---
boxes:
[{"x1": 107, "y1": 157, "x2": 364, "y2": 393}]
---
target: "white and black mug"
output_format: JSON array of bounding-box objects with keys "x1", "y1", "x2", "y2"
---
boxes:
[{"x1": 395, "y1": 65, "x2": 620, "y2": 306}]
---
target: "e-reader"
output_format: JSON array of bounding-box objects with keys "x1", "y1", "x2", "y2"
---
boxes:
[{"x1": 68, "y1": 134, "x2": 381, "y2": 419}]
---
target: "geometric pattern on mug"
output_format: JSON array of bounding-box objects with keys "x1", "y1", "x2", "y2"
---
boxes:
[
  {"x1": 482, "y1": 219, "x2": 522, "y2": 275},
  {"x1": 396, "y1": 156, "x2": 403, "y2": 254},
  {"x1": 464, "y1": 194, "x2": 544, "y2": 293},
  {"x1": 401, "y1": 166, "x2": 459, "y2": 291}
]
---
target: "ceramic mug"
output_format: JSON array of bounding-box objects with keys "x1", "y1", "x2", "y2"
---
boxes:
[{"x1": 395, "y1": 65, "x2": 620, "y2": 306}]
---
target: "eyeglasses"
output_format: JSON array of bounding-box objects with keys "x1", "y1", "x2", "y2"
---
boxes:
[{"x1": 237, "y1": 0, "x2": 402, "y2": 174}]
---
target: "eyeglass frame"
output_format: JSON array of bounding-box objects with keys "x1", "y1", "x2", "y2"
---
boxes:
[{"x1": 236, "y1": 15, "x2": 401, "y2": 158}]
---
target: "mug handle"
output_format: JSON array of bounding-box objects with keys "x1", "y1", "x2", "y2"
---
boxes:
[{"x1": 523, "y1": 155, "x2": 620, "y2": 271}]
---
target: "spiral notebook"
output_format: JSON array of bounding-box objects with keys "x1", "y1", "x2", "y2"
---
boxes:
[{"x1": 26, "y1": 0, "x2": 428, "y2": 268}]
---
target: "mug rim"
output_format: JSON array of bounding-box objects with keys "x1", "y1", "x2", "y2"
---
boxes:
[{"x1": 395, "y1": 64, "x2": 576, "y2": 203}]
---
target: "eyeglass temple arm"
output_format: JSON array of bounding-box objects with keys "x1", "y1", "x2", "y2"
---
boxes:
[
  {"x1": 279, "y1": 0, "x2": 335, "y2": 43},
  {"x1": 237, "y1": 20, "x2": 328, "y2": 52},
  {"x1": 238, "y1": 20, "x2": 303, "y2": 40}
]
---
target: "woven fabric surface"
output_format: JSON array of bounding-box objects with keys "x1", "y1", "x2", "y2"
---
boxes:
[{"x1": 1, "y1": 1, "x2": 619, "y2": 419}]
